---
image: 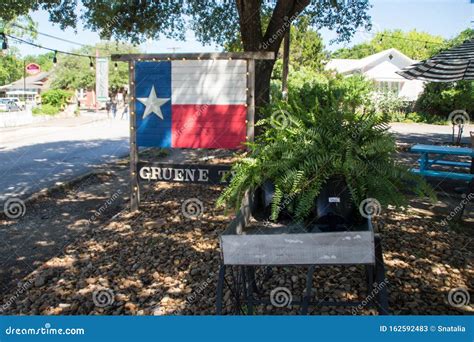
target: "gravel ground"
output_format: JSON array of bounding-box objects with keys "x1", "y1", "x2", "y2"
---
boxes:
[{"x1": 0, "y1": 151, "x2": 472, "y2": 315}]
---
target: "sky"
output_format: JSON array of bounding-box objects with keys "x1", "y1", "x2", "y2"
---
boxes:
[{"x1": 12, "y1": 0, "x2": 474, "y2": 57}]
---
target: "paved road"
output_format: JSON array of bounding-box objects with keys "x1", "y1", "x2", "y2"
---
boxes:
[
  {"x1": 1, "y1": 118, "x2": 472, "y2": 206},
  {"x1": 389, "y1": 122, "x2": 474, "y2": 145},
  {"x1": 0, "y1": 112, "x2": 129, "y2": 205}
]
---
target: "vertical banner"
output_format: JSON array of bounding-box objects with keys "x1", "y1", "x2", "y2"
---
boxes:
[{"x1": 96, "y1": 57, "x2": 109, "y2": 104}]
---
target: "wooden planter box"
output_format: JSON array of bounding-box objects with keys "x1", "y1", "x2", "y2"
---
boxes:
[{"x1": 219, "y1": 192, "x2": 375, "y2": 266}]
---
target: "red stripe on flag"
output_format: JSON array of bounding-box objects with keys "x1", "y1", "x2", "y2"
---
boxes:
[{"x1": 172, "y1": 104, "x2": 246, "y2": 149}]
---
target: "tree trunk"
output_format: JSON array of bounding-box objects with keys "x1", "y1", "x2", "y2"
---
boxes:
[
  {"x1": 235, "y1": 0, "x2": 310, "y2": 123},
  {"x1": 255, "y1": 59, "x2": 276, "y2": 111}
]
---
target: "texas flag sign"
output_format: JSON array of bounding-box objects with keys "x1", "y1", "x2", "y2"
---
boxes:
[{"x1": 135, "y1": 60, "x2": 247, "y2": 149}]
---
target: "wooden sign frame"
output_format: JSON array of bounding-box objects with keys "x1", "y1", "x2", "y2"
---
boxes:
[{"x1": 111, "y1": 52, "x2": 274, "y2": 211}]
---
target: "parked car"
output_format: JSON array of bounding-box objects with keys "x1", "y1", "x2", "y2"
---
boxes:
[
  {"x1": 0, "y1": 99, "x2": 21, "y2": 112},
  {"x1": 0, "y1": 97, "x2": 24, "y2": 110}
]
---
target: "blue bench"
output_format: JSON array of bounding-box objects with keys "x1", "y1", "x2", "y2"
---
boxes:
[
  {"x1": 417, "y1": 159, "x2": 471, "y2": 168},
  {"x1": 411, "y1": 168, "x2": 474, "y2": 181},
  {"x1": 410, "y1": 144, "x2": 474, "y2": 181}
]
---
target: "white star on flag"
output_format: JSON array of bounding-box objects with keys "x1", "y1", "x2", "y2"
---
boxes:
[{"x1": 137, "y1": 85, "x2": 170, "y2": 120}]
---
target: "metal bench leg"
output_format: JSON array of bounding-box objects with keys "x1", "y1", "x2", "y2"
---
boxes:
[
  {"x1": 420, "y1": 152, "x2": 428, "y2": 171},
  {"x1": 243, "y1": 266, "x2": 254, "y2": 315},
  {"x1": 365, "y1": 264, "x2": 374, "y2": 295},
  {"x1": 301, "y1": 265, "x2": 314, "y2": 315},
  {"x1": 216, "y1": 264, "x2": 226, "y2": 315},
  {"x1": 374, "y1": 235, "x2": 389, "y2": 315}
]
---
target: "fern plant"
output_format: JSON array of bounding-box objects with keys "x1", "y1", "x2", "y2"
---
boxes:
[{"x1": 217, "y1": 77, "x2": 435, "y2": 222}]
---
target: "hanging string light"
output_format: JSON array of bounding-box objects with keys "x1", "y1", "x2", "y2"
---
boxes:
[
  {"x1": 114, "y1": 62, "x2": 118, "y2": 71},
  {"x1": 89, "y1": 57, "x2": 94, "y2": 71},
  {"x1": 53, "y1": 50, "x2": 58, "y2": 67},
  {"x1": 1, "y1": 33, "x2": 8, "y2": 54}
]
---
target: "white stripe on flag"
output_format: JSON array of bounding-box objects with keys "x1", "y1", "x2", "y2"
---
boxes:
[{"x1": 171, "y1": 60, "x2": 247, "y2": 105}]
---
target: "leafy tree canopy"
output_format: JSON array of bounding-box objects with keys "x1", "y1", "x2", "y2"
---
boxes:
[
  {"x1": 51, "y1": 41, "x2": 140, "y2": 91},
  {"x1": 332, "y1": 29, "x2": 445, "y2": 60},
  {"x1": 1, "y1": 0, "x2": 372, "y2": 112},
  {"x1": 1, "y1": 1, "x2": 371, "y2": 47}
]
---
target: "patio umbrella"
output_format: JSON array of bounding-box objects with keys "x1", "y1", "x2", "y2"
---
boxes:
[
  {"x1": 396, "y1": 38, "x2": 474, "y2": 82},
  {"x1": 397, "y1": 38, "x2": 474, "y2": 221}
]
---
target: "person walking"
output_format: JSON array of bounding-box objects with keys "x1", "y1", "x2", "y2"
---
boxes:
[
  {"x1": 105, "y1": 99, "x2": 111, "y2": 117},
  {"x1": 121, "y1": 105, "x2": 129, "y2": 120},
  {"x1": 111, "y1": 100, "x2": 117, "y2": 119}
]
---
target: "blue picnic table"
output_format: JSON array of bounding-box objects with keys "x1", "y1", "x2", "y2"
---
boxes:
[{"x1": 410, "y1": 144, "x2": 474, "y2": 181}]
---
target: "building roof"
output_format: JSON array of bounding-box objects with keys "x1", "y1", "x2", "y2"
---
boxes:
[
  {"x1": 0, "y1": 72, "x2": 51, "y2": 91},
  {"x1": 326, "y1": 48, "x2": 417, "y2": 75}
]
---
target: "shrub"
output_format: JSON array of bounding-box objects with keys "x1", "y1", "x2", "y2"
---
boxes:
[
  {"x1": 41, "y1": 89, "x2": 72, "y2": 108},
  {"x1": 372, "y1": 91, "x2": 407, "y2": 119},
  {"x1": 415, "y1": 81, "x2": 474, "y2": 118},
  {"x1": 218, "y1": 77, "x2": 435, "y2": 222},
  {"x1": 32, "y1": 104, "x2": 60, "y2": 116}
]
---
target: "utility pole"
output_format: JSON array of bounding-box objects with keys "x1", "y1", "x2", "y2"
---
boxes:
[
  {"x1": 23, "y1": 59, "x2": 26, "y2": 106},
  {"x1": 281, "y1": 30, "x2": 290, "y2": 100}
]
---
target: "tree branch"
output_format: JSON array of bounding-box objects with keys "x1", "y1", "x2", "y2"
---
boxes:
[
  {"x1": 236, "y1": 0, "x2": 263, "y2": 51},
  {"x1": 261, "y1": 0, "x2": 310, "y2": 53}
]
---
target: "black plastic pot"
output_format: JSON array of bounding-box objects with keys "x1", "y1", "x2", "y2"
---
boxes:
[
  {"x1": 251, "y1": 180, "x2": 276, "y2": 220},
  {"x1": 313, "y1": 176, "x2": 356, "y2": 232}
]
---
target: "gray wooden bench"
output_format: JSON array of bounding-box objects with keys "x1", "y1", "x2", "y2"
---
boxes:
[{"x1": 217, "y1": 192, "x2": 389, "y2": 315}]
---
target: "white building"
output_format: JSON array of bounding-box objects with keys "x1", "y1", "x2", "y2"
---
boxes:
[{"x1": 325, "y1": 48, "x2": 424, "y2": 101}]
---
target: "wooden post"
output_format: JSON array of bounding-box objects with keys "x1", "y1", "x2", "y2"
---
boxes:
[
  {"x1": 129, "y1": 60, "x2": 140, "y2": 211},
  {"x1": 109, "y1": 53, "x2": 276, "y2": 212},
  {"x1": 281, "y1": 31, "x2": 290, "y2": 100},
  {"x1": 246, "y1": 59, "x2": 255, "y2": 143}
]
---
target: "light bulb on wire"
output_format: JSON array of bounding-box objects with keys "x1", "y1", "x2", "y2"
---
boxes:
[
  {"x1": 89, "y1": 57, "x2": 94, "y2": 71},
  {"x1": 53, "y1": 51, "x2": 58, "y2": 67},
  {"x1": 114, "y1": 62, "x2": 118, "y2": 71},
  {"x1": 1, "y1": 33, "x2": 8, "y2": 54}
]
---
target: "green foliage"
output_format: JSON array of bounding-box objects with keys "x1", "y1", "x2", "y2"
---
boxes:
[
  {"x1": 0, "y1": 16, "x2": 38, "y2": 86},
  {"x1": 32, "y1": 104, "x2": 60, "y2": 116},
  {"x1": 372, "y1": 91, "x2": 406, "y2": 119},
  {"x1": 41, "y1": 89, "x2": 72, "y2": 107},
  {"x1": 0, "y1": 53, "x2": 22, "y2": 86},
  {"x1": 415, "y1": 81, "x2": 474, "y2": 118},
  {"x1": 24, "y1": 52, "x2": 55, "y2": 72},
  {"x1": 218, "y1": 76, "x2": 435, "y2": 221},
  {"x1": 0, "y1": 15, "x2": 37, "y2": 39},
  {"x1": 333, "y1": 29, "x2": 445, "y2": 60},
  {"x1": 278, "y1": 70, "x2": 373, "y2": 113},
  {"x1": 51, "y1": 42, "x2": 139, "y2": 91},
  {"x1": 439, "y1": 28, "x2": 474, "y2": 51},
  {"x1": 3, "y1": 1, "x2": 371, "y2": 46}
]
